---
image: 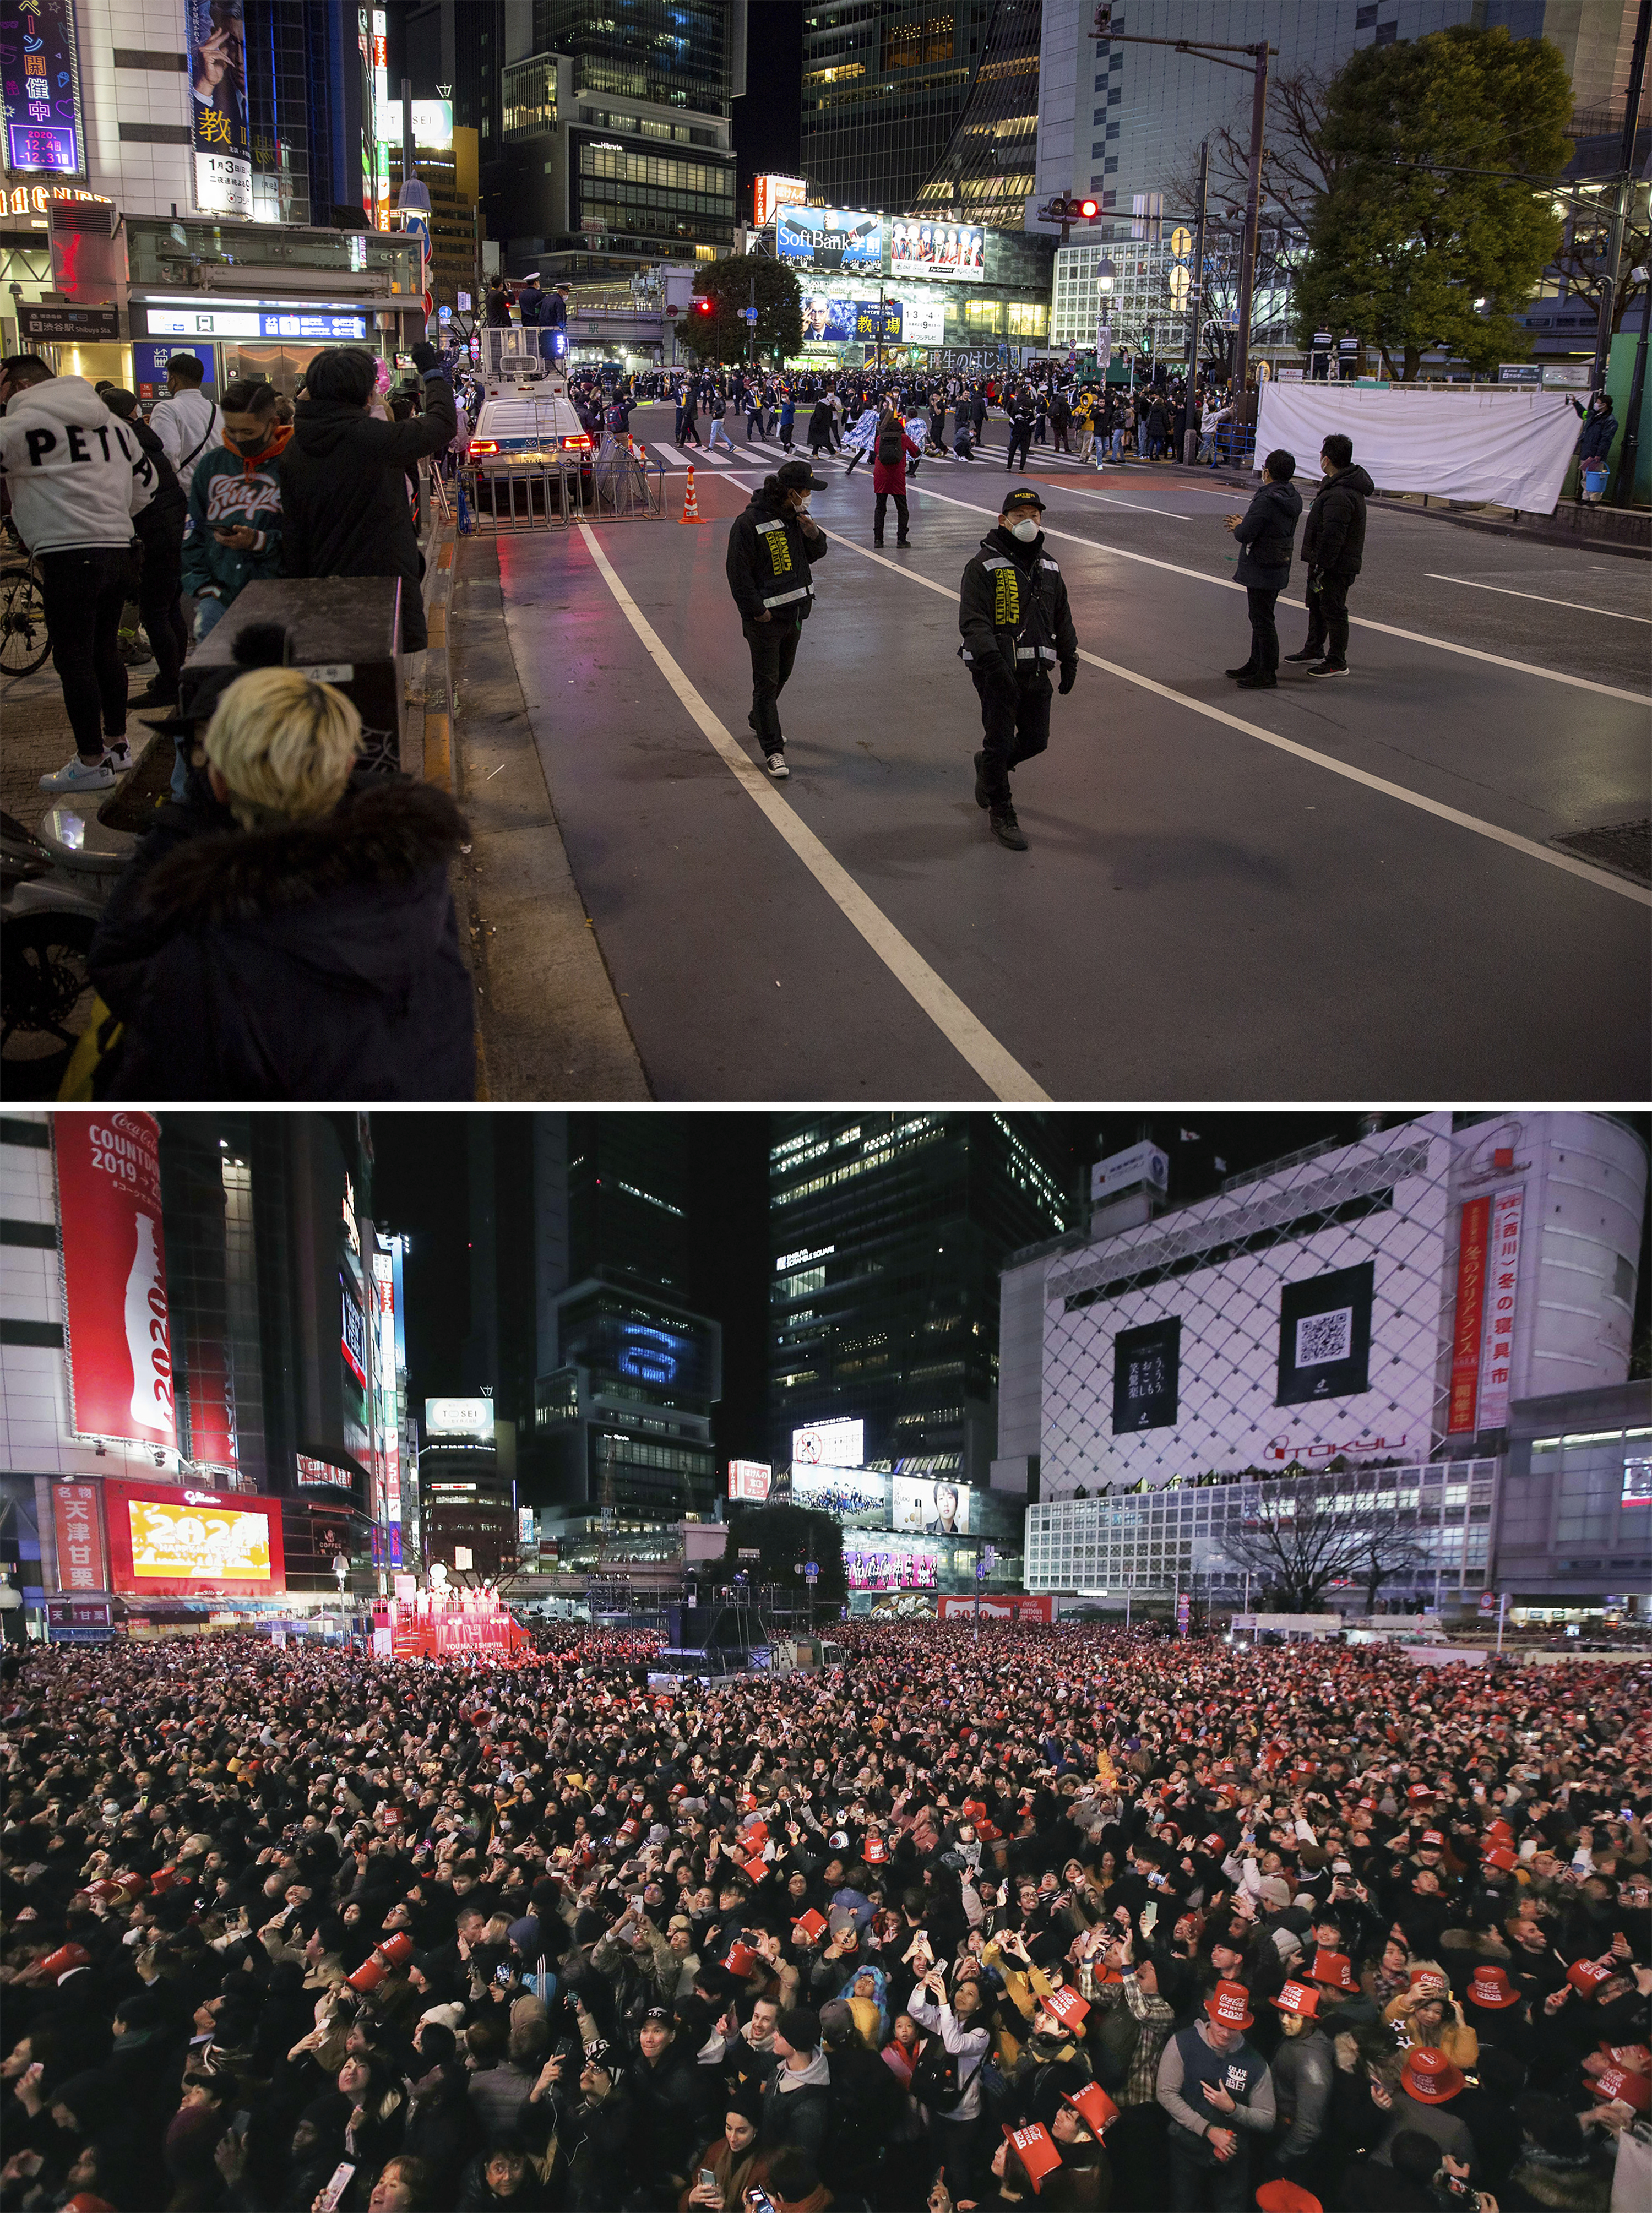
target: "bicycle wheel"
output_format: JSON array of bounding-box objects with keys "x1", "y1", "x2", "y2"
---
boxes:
[
  {"x1": 0, "y1": 908, "x2": 97, "y2": 1097},
  {"x1": 0, "y1": 563, "x2": 50, "y2": 676}
]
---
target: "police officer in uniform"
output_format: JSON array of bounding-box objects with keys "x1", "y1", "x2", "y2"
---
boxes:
[
  {"x1": 956, "y1": 486, "x2": 1078, "y2": 851},
  {"x1": 725, "y1": 457, "x2": 829, "y2": 780}
]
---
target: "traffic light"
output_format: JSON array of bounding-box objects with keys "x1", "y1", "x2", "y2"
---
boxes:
[
  {"x1": 1041, "y1": 197, "x2": 1101, "y2": 224},
  {"x1": 693, "y1": 297, "x2": 715, "y2": 314}
]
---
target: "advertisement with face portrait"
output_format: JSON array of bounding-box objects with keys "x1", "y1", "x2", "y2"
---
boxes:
[
  {"x1": 890, "y1": 219, "x2": 983, "y2": 281},
  {"x1": 777, "y1": 206, "x2": 883, "y2": 274},
  {"x1": 186, "y1": 0, "x2": 252, "y2": 217},
  {"x1": 892, "y1": 1476, "x2": 970, "y2": 1535}
]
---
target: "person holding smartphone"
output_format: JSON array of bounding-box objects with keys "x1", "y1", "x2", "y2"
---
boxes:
[{"x1": 680, "y1": 2088, "x2": 766, "y2": 2212}]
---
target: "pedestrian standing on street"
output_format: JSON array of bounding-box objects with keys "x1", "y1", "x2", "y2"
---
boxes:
[
  {"x1": 1004, "y1": 388, "x2": 1034, "y2": 472},
  {"x1": 1051, "y1": 387, "x2": 1073, "y2": 454},
  {"x1": 778, "y1": 388, "x2": 797, "y2": 450},
  {"x1": 100, "y1": 387, "x2": 188, "y2": 710},
  {"x1": 680, "y1": 383, "x2": 702, "y2": 445},
  {"x1": 806, "y1": 390, "x2": 836, "y2": 460},
  {"x1": 956, "y1": 486, "x2": 1077, "y2": 852},
  {"x1": 1572, "y1": 391, "x2": 1617, "y2": 501},
  {"x1": 871, "y1": 409, "x2": 920, "y2": 548},
  {"x1": 148, "y1": 351, "x2": 221, "y2": 481},
  {"x1": 1287, "y1": 433, "x2": 1370, "y2": 677},
  {"x1": 1224, "y1": 448, "x2": 1302, "y2": 690},
  {"x1": 725, "y1": 458, "x2": 829, "y2": 781}
]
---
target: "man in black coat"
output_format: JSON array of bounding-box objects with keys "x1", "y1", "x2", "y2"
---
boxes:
[
  {"x1": 278, "y1": 342, "x2": 457, "y2": 650},
  {"x1": 1224, "y1": 448, "x2": 1303, "y2": 689},
  {"x1": 957, "y1": 485, "x2": 1079, "y2": 851},
  {"x1": 724, "y1": 458, "x2": 829, "y2": 780},
  {"x1": 1287, "y1": 433, "x2": 1372, "y2": 677},
  {"x1": 101, "y1": 387, "x2": 188, "y2": 706}
]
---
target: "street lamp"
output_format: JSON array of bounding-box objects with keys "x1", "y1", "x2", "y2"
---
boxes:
[{"x1": 1097, "y1": 257, "x2": 1117, "y2": 292}]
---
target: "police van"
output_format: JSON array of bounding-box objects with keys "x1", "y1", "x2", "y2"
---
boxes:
[{"x1": 465, "y1": 326, "x2": 593, "y2": 496}]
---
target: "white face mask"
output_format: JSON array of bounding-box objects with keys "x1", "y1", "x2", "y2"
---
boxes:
[{"x1": 1008, "y1": 516, "x2": 1039, "y2": 542}]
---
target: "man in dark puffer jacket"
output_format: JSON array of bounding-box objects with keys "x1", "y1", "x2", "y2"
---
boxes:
[{"x1": 1288, "y1": 432, "x2": 1373, "y2": 677}]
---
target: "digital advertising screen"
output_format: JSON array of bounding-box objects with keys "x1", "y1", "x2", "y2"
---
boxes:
[
  {"x1": 892, "y1": 1475, "x2": 970, "y2": 1535},
  {"x1": 776, "y1": 205, "x2": 883, "y2": 274},
  {"x1": 103, "y1": 1480, "x2": 286, "y2": 1596},
  {"x1": 728, "y1": 1460, "x2": 772, "y2": 1502},
  {"x1": 791, "y1": 1466, "x2": 890, "y2": 1527},
  {"x1": 0, "y1": 0, "x2": 84, "y2": 177},
  {"x1": 186, "y1": 0, "x2": 253, "y2": 217},
  {"x1": 843, "y1": 1533, "x2": 938, "y2": 1591},
  {"x1": 792, "y1": 1418, "x2": 864, "y2": 1467},
  {"x1": 890, "y1": 219, "x2": 983, "y2": 282},
  {"x1": 800, "y1": 294, "x2": 857, "y2": 344}
]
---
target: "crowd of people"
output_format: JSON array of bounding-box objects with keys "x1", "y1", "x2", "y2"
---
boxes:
[{"x1": 1, "y1": 1620, "x2": 1648, "y2": 2213}]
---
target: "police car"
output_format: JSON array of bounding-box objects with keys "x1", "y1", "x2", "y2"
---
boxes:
[{"x1": 465, "y1": 327, "x2": 593, "y2": 494}]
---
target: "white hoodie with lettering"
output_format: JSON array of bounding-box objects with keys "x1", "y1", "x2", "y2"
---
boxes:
[{"x1": 0, "y1": 374, "x2": 154, "y2": 554}]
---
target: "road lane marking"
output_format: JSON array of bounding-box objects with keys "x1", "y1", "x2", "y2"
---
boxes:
[
  {"x1": 1425, "y1": 574, "x2": 1652, "y2": 625},
  {"x1": 885, "y1": 478, "x2": 1652, "y2": 707},
  {"x1": 574, "y1": 520, "x2": 1051, "y2": 1101},
  {"x1": 1036, "y1": 480, "x2": 1191, "y2": 519},
  {"x1": 809, "y1": 523, "x2": 1652, "y2": 911}
]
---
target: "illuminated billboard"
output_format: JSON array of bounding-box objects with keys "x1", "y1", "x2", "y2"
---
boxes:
[
  {"x1": 728, "y1": 1460, "x2": 771, "y2": 1502},
  {"x1": 791, "y1": 1466, "x2": 889, "y2": 1527},
  {"x1": 0, "y1": 0, "x2": 84, "y2": 177},
  {"x1": 890, "y1": 218, "x2": 983, "y2": 282},
  {"x1": 54, "y1": 1114, "x2": 176, "y2": 1453},
  {"x1": 425, "y1": 1397, "x2": 494, "y2": 1439},
  {"x1": 843, "y1": 1531, "x2": 938, "y2": 1590},
  {"x1": 892, "y1": 1476, "x2": 971, "y2": 1535},
  {"x1": 753, "y1": 173, "x2": 807, "y2": 228},
  {"x1": 776, "y1": 205, "x2": 883, "y2": 274},
  {"x1": 792, "y1": 1418, "x2": 864, "y2": 1467},
  {"x1": 103, "y1": 1480, "x2": 286, "y2": 1596},
  {"x1": 186, "y1": 0, "x2": 253, "y2": 218}
]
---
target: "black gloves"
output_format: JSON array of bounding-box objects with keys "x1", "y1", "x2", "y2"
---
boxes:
[
  {"x1": 410, "y1": 342, "x2": 440, "y2": 374},
  {"x1": 1059, "y1": 664, "x2": 1077, "y2": 695}
]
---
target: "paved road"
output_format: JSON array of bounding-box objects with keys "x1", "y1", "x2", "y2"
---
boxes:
[{"x1": 485, "y1": 402, "x2": 1650, "y2": 1100}]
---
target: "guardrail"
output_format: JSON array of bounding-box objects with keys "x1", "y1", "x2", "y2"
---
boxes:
[{"x1": 457, "y1": 435, "x2": 665, "y2": 534}]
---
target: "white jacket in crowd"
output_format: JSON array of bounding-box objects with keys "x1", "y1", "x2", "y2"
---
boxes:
[
  {"x1": 0, "y1": 374, "x2": 155, "y2": 553},
  {"x1": 148, "y1": 383, "x2": 221, "y2": 478}
]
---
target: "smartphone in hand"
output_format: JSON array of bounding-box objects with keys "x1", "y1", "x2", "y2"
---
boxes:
[{"x1": 314, "y1": 2163, "x2": 356, "y2": 2213}]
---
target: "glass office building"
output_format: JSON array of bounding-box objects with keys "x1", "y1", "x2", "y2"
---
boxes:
[
  {"x1": 532, "y1": 0, "x2": 743, "y2": 110},
  {"x1": 1024, "y1": 1460, "x2": 1498, "y2": 1605},
  {"x1": 768, "y1": 1114, "x2": 1076, "y2": 1488}
]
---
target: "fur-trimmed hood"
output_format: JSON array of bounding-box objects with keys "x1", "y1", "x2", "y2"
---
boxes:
[
  {"x1": 1506, "y1": 2150, "x2": 1611, "y2": 2213},
  {"x1": 140, "y1": 775, "x2": 464, "y2": 954}
]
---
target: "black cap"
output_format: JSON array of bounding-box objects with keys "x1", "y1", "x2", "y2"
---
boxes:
[
  {"x1": 1002, "y1": 487, "x2": 1046, "y2": 513},
  {"x1": 775, "y1": 458, "x2": 828, "y2": 493}
]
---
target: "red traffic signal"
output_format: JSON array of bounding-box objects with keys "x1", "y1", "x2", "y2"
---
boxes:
[
  {"x1": 1077, "y1": 197, "x2": 1100, "y2": 219},
  {"x1": 1041, "y1": 196, "x2": 1101, "y2": 224},
  {"x1": 693, "y1": 297, "x2": 715, "y2": 313}
]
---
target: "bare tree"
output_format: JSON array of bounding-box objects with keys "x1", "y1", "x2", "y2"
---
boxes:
[
  {"x1": 1546, "y1": 201, "x2": 1652, "y2": 337},
  {"x1": 1351, "y1": 1516, "x2": 1426, "y2": 1615},
  {"x1": 1220, "y1": 1500, "x2": 1365, "y2": 1614},
  {"x1": 1162, "y1": 68, "x2": 1342, "y2": 270}
]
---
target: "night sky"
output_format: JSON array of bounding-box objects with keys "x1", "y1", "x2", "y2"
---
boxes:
[
  {"x1": 368, "y1": 1112, "x2": 1530, "y2": 1477},
  {"x1": 732, "y1": 1, "x2": 805, "y2": 206}
]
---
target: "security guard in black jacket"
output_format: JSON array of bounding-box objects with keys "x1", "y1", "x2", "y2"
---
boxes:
[
  {"x1": 725, "y1": 457, "x2": 829, "y2": 780},
  {"x1": 957, "y1": 487, "x2": 1078, "y2": 850}
]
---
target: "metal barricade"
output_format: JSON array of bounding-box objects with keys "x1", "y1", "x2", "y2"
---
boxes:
[
  {"x1": 457, "y1": 458, "x2": 588, "y2": 532},
  {"x1": 592, "y1": 434, "x2": 665, "y2": 518}
]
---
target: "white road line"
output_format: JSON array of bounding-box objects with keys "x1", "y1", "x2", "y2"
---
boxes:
[
  {"x1": 647, "y1": 442, "x2": 693, "y2": 469},
  {"x1": 574, "y1": 521, "x2": 1051, "y2": 1101},
  {"x1": 898, "y1": 478, "x2": 1652, "y2": 708},
  {"x1": 1039, "y1": 480, "x2": 1191, "y2": 520},
  {"x1": 1425, "y1": 574, "x2": 1652, "y2": 626},
  {"x1": 813, "y1": 524, "x2": 1652, "y2": 911}
]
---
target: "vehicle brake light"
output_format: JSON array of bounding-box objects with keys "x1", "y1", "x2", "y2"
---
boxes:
[
  {"x1": 563, "y1": 434, "x2": 592, "y2": 450},
  {"x1": 469, "y1": 439, "x2": 499, "y2": 454}
]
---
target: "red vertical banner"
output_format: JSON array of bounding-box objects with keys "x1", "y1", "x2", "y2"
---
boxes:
[
  {"x1": 55, "y1": 1116, "x2": 176, "y2": 1451},
  {"x1": 1448, "y1": 1197, "x2": 1491, "y2": 1435},
  {"x1": 1477, "y1": 1187, "x2": 1524, "y2": 1431},
  {"x1": 52, "y1": 1483, "x2": 107, "y2": 1593}
]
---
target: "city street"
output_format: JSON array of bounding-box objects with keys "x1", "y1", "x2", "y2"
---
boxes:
[{"x1": 469, "y1": 400, "x2": 1650, "y2": 1101}]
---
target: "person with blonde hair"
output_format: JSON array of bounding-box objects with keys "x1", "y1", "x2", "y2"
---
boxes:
[{"x1": 89, "y1": 662, "x2": 473, "y2": 1098}]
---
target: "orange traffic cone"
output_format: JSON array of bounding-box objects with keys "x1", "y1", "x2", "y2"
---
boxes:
[{"x1": 679, "y1": 464, "x2": 704, "y2": 524}]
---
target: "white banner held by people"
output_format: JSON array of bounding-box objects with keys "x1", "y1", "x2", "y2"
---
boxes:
[{"x1": 1254, "y1": 384, "x2": 1580, "y2": 512}]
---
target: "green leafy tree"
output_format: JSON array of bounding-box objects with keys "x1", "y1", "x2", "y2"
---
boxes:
[
  {"x1": 1294, "y1": 25, "x2": 1571, "y2": 381},
  {"x1": 720, "y1": 1502, "x2": 845, "y2": 1605},
  {"x1": 684, "y1": 255, "x2": 804, "y2": 367}
]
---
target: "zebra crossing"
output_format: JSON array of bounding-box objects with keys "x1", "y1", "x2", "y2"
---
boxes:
[{"x1": 642, "y1": 429, "x2": 1170, "y2": 479}]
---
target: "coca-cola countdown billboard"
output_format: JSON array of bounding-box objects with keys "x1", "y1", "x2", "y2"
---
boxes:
[
  {"x1": 55, "y1": 1114, "x2": 176, "y2": 1452},
  {"x1": 101, "y1": 1477, "x2": 286, "y2": 1596}
]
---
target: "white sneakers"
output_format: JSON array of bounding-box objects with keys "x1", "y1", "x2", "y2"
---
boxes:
[
  {"x1": 766, "y1": 752, "x2": 790, "y2": 780},
  {"x1": 39, "y1": 742, "x2": 131, "y2": 793}
]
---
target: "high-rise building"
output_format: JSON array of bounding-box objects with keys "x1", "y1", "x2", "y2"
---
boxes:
[
  {"x1": 1034, "y1": 0, "x2": 1646, "y2": 223},
  {"x1": 767, "y1": 1115, "x2": 1077, "y2": 1491},
  {"x1": 0, "y1": 1110, "x2": 411, "y2": 1637},
  {"x1": 801, "y1": 1, "x2": 1041, "y2": 222},
  {"x1": 489, "y1": 2, "x2": 743, "y2": 277},
  {"x1": 509, "y1": 1116, "x2": 722, "y2": 1560}
]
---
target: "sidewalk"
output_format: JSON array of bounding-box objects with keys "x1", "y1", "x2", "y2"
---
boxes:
[{"x1": 420, "y1": 504, "x2": 649, "y2": 1101}]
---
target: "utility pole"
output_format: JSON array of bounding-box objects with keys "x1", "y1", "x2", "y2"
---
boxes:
[
  {"x1": 1181, "y1": 138, "x2": 1209, "y2": 461},
  {"x1": 1615, "y1": 254, "x2": 1650, "y2": 505},
  {"x1": 1090, "y1": 14, "x2": 1274, "y2": 425},
  {"x1": 1592, "y1": 0, "x2": 1651, "y2": 393}
]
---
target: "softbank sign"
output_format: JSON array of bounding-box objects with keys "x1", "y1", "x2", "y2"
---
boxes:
[{"x1": 55, "y1": 1116, "x2": 176, "y2": 1453}]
